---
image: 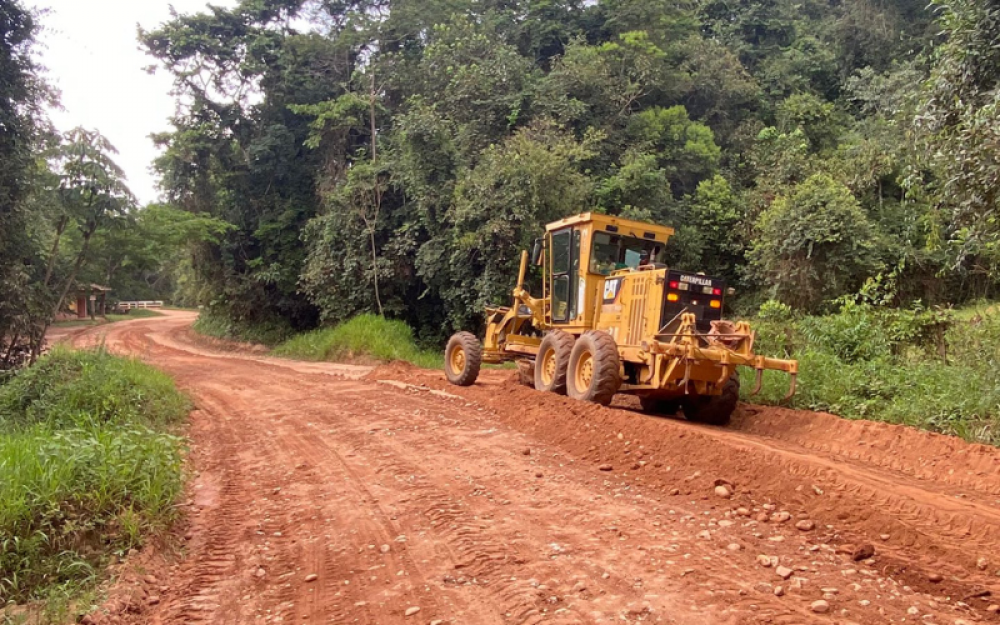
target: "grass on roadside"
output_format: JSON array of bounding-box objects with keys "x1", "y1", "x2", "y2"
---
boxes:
[
  {"x1": 106, "y1": 308, "x2": 163, "y2": 321},
  {"x1": 0, "y1": 347, "x2": 189, "y2": 617},
  {"x1": 53, "y1": 308, "x2": 163, "y2": 328},
  {"x1": 192, "y1": 311, "x2": 294, "y2": 346},
  {"x1": 272, "y1": 314, "x2": 443, "y2": 368},
  {"x1": 743, "y1": 301, "x2": 1000, "y2": 446}
]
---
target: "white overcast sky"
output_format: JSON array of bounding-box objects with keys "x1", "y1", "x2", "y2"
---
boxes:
[{"x1": 36, "y1": 0, "x2": 237, "y2": 205}]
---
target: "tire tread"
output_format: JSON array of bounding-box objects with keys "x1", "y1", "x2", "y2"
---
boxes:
[
  {"x1": 534, "y1": 330, "x2": 575, "y2": 393},
  {"x1": 445, "y1": 331, "x2": 482, "y2": 386},
  {"x1": 567, "y1": 331, "x2": 622, "y2": 406}
]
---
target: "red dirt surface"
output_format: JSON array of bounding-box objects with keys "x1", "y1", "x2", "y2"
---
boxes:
[{"x1": 68, "y1": 311, "x2": 1000, "y2": 624}]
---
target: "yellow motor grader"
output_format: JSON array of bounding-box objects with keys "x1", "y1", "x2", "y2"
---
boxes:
[{"x1": 443, "y1": 212, "x2": 797, "y2": 424}]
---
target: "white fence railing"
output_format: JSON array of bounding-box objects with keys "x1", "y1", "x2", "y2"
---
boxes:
[{"x1": 117, "y1": 301, "x2": 165, "y2": 310}]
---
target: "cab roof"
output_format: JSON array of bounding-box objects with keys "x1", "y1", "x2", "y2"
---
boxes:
[{"x1": 545, "y1": 212, "x2": 675, "y2": 245}]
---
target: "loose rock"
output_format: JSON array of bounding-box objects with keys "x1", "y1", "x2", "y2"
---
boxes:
[
  {"x1": 304, "y1": 574, "x2": 318, "y2": 583},
  {"x1": 852, "y1": 544, "x2": 875, "y2": 561},
  {"x1": 522, "y1": 448, "x2": 531, "y2": 456},
  {"x1": 775, "y1": 566, "x2": 794, "y2": 580},
  {"x1": 928, "y1": 573, "x2": 943, "y2": 583},
  {"x1": 598, "y1": 464, "x2": 613, "y2": 472},
  {"x1": 810, "y1": 599, "x2": 830, "y2": 614},
  {"x1": 795, "y1": 520, "x2": 815, "y2": 532},
  {"x1": 404, "y1": 606, "x2": 421, "y2": 616},
  {"x1": 773, "y1": 585, "x2": 785, "y2": 597},
  {"x1": 714, "y1": 485, "x2": 732, "y2": 499}
]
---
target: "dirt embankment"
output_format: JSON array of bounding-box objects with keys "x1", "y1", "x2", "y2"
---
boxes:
[{"x1": 69, "y1": 311, "x2": 1000, "y2": 625}]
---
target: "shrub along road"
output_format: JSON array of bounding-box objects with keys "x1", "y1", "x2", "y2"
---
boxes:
[{"x1": 73, "y1": 311, "x2": 1000, "y2": 624}]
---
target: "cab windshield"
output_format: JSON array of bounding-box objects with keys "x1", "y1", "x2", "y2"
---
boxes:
[{"x1": 590, "y1": 232, "x2": 662, "y2": 276}]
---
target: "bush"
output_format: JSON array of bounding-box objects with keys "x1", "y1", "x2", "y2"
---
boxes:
[
  {"x1": 272, "y1": 314, "x2": 443, "y2": 368},
  {"x1": 0, "y1": 348, "x2": 189, "y2": 607},
  {"x1": 749, "y1": 173, "x2": 881, "y2": 312},
  {"x1": 0, "y1": 347, "x2": 188, "y2": 431},
  {"x1": 745, "y1": 303, "x2": 1000, "y2": 445}
]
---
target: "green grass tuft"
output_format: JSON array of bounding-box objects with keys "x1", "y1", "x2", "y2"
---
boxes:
[
  {"x1": 107, "y1": 308, "x2": 163, "y2": 321},
  {"x1": 0, "y1": 347, "x2": 189, "y2": 611},
  {"x1": 272, "y1": 314, "x2": 443, "y2": 368}
]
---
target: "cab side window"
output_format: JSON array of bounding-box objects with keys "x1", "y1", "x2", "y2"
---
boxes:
[{"x1": 550, "y1": 229, "x2": 579, "y2": 322}]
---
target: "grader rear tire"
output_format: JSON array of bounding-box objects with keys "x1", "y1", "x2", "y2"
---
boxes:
[
  {"x1": 534, "y1": 330, "x2": 575, "y2": 394},
  {"x1": 681, "y1": 374, "x2": 740, "y2": 425},
  {"x1": 444, "y1": 332, "x2": 482, "y2": 386},
  {"x1": 566, "y1": 331, "x2": 621, "y2": 406}
]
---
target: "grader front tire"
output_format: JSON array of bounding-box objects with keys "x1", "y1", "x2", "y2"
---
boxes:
[
  {"x1": 534, "y1": 330, "x2": 575, "y2": 394},
  {"x1": 566, "y1": 331, "x2": 622, "y2": 406},
  {"x1": 444, "y1": 332, "x2": 482, "y2": 387},
  {"x1": 682, "y1": 374, "x2": 740, "y2": 425}
]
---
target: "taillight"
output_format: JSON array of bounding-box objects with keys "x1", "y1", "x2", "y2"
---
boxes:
[
  {"x1": 713, "y1": 288, "x2": 722, "y2": 296},
  {"x1": 669, "y1": 281, "x2": 679, "y2": 289},
  {"x1": 667, "y1": 293, "x2": 680, "y2": 302},
  {"x1": 710, "y1": 300, "x2": 722, "y2": 309}
]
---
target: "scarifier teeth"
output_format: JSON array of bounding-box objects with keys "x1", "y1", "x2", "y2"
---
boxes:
[
  {"x1": 783, "y1": 374, "x2": 798, "y2": 402},
  {"x1": 750, "y1": 368, "x2": 764, "y2": 396}
]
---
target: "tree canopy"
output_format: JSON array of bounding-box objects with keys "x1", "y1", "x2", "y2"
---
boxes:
[{"x1": 127, "y1": 0, "x2": 999, "y2": 340}]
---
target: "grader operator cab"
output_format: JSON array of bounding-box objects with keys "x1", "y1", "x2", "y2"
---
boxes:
[{"x1": 443, "y1": 212, "x2": 798, "y2": 425}]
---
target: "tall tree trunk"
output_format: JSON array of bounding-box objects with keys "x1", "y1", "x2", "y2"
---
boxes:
[
  {"x1": 368, "y1": 222, "x2": 383, "y2": 316},
  {"x1": 368, "y1": 72, "x2": 383, "y2": 316},
  {"x1": 43, "y1": 215, "x2": 69, "y2": 287},
  {"x1": 53, "y1": 231, "x2": 93, "y2": 319},
  {"x1": 32, "y1": 229, "x2": 95, "y2": 362}
]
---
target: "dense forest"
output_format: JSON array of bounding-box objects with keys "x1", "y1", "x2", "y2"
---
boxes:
[
  {"x1": 4, "y1": 0, "x2": 1000, "y2": 353},
  {"x1": 139, "y1": 0, "x2": 1000, "y2": 343}
]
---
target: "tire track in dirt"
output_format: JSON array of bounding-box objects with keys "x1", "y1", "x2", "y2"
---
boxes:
[{"x1": 152, "y1": 391, "x2": 256, "y2": 625}]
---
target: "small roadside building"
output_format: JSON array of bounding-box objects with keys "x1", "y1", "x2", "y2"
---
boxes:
[{"x1": 68, "y1": 284, "x2": 112, "y2": 319}]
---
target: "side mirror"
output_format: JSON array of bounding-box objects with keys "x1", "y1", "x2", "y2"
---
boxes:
[{"x1": 530, "y1": 238, "x2": 543, "y2": 266}]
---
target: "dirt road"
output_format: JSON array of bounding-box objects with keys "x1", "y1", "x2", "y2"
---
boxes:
[{"x1": 74, "y1": 311, "x2": 1000, "y2": 624}]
